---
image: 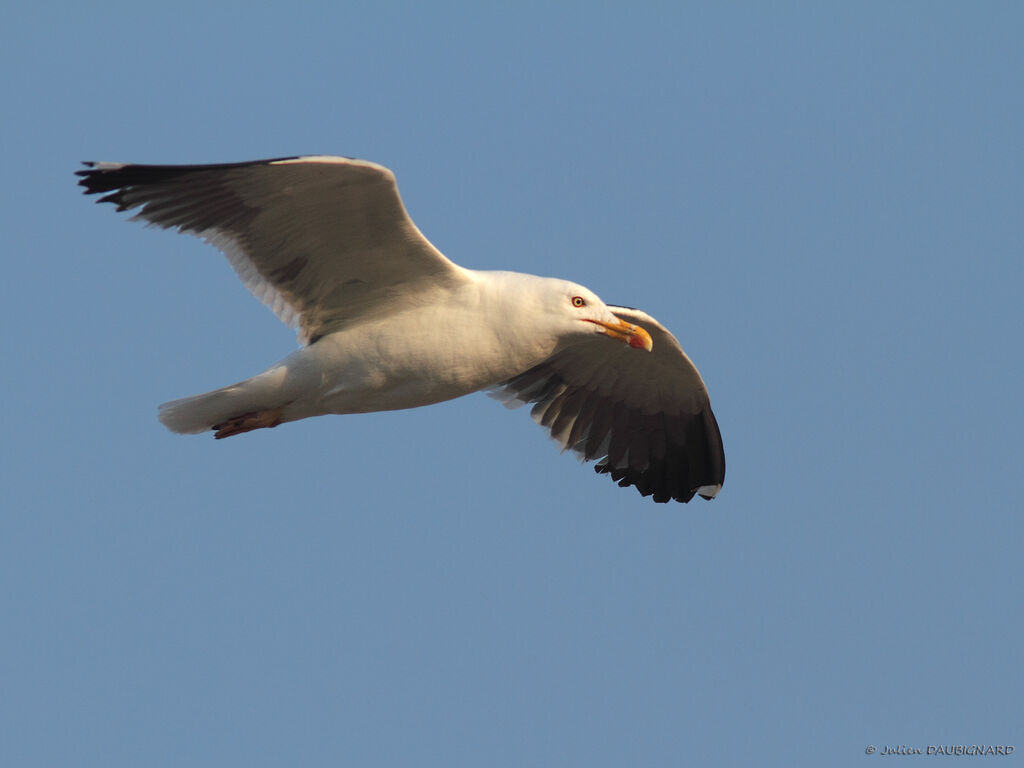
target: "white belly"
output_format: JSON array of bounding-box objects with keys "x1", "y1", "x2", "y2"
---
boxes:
[{"x1": 271, "y1": 305, "x2": 558, "y2": 418}]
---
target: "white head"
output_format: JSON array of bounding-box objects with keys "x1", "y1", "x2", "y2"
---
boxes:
[{"x1": 518, "y1": 275, "x2": 653, "y2": 352}]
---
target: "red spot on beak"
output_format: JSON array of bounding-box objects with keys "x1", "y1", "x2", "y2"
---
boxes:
[{"x1": 584, "y1": 318, "x2": 654, "y2": 351}]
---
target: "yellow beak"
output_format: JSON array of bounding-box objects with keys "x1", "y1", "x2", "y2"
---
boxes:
[{"x1": 585, "y1": 318, "x2": 654, "y2": 351}]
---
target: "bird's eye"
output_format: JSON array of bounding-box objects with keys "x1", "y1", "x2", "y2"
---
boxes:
[{"x1": 571, "y1": 296, "x2": 586, "y2": 308}]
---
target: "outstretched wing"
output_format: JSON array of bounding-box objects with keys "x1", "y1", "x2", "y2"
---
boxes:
[
  {"x1": 493, "y1": 306, "x2": 725, "y2": 503},
  {"x1": 77, "y1": 155, "x2": 469, "y2": 344}
]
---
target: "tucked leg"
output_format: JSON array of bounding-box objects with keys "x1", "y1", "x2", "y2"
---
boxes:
[{"x1": 213, "y1": 406, "x2": 286, "y2": 439}]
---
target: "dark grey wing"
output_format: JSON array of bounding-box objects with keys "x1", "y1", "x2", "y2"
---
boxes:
[
  {"x1": 493, "y1": 306, "x2": 724, "y2": 503},
  {"x1": 77, "y1": 155, "x2": 469, "y2": 343}
]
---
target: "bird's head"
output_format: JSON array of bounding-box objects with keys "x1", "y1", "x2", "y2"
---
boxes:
[{"x1": 552, "y1": 281, "x2": 653, "y2": 352}]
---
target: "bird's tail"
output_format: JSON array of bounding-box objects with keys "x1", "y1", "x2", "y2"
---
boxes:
[
  {"x1": 158, "y1": 365, "x2": 294, "y2": 435},
  {"x1": 158, "y1": 386, "x2": 248, "y2": 434}
]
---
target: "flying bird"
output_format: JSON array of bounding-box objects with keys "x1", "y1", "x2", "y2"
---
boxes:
[{"x1": 77, "y1": 156, "x2": 724, "y2": 503}]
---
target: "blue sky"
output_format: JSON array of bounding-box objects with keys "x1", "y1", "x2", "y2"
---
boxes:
[{"x1": 2, "y1": 2, "x2": 1021, "y2": 766}]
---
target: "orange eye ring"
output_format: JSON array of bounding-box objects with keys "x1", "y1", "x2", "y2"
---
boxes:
[{"x1": 571, "y1": 296, "x2": 586, "y2": 308}]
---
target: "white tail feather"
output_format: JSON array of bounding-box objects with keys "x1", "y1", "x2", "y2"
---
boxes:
[
  {"x1": 158, "y1": 387, "x2": 246, "y2": 434},
  {"x1": 157, "y1": 364, "x2": 295, "y2": 434}
]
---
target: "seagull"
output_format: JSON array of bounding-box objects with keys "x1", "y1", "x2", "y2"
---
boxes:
[{"x1": 77, "y1": 156, "x2": 725, "y2": 503}]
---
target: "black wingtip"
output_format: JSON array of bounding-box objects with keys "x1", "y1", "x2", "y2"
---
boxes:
[
  {"x1": 76, "y1": 162, "x2": 118, "y2": 197},
  {"x1": 75, "y1": 157, "x2": 309, "y2": 200}
]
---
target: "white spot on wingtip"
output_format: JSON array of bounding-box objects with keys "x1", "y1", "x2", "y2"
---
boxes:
[{"x1": 697, "y1": 484, "x2": 722, "y2": 499}]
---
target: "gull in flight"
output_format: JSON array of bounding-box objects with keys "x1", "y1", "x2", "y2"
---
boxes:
[{"x1": 77, "y1": 156, "x2": 725, "y2": 503}]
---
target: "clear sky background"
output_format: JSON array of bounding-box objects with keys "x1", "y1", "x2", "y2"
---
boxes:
[{"x1": 2, "y1": 2, "x2": 1021, "y2": 766}]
